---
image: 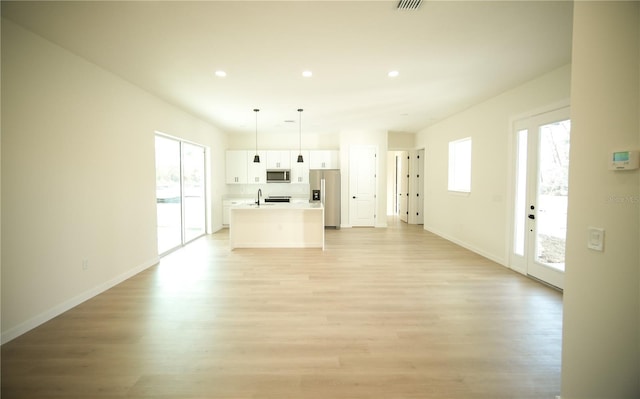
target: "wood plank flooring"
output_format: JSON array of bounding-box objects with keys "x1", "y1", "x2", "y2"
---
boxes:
[{"x1": 2, "y1": 220, "x2": 563, "y2": 398}]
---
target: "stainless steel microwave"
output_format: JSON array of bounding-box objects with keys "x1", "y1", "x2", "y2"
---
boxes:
[{"x1": 266, "y1": 169, "x2": 291, "y2": 183}]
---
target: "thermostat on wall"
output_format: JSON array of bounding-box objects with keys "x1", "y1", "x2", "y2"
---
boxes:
[{"x1": 609, "y1": 150, "x2": 639, "y2": 170}]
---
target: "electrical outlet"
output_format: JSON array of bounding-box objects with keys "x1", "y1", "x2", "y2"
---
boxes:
[{"x1": 82, "y1": 259, "x2": 89, "y2": 271}]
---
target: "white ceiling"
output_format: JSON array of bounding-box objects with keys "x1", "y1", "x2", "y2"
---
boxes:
[{"x1": 2, "y1": 0, "x2": 573, "y2": 136}]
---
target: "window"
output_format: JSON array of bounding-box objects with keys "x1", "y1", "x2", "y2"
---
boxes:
[{"x1": 448, "y1": 137, "x2": 472, "y2": 193}]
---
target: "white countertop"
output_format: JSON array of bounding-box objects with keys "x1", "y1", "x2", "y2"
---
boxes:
[{"x1": 231, "y1": 202, "x2": 322, "y2": 210}]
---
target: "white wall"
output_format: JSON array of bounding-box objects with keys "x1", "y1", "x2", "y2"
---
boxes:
[
  {"x1": 1, "y1": 19, "x2": 227, "y2": 343},
  {"x1": 0, "y1": 16, "x2": 3, "y2": 339},
  {"x1": 226, "y1": 132, "x2": 339, "y2": 151},
  {"x1": 561, "y1": 2, "x2": 640, "y2": 398},
  {"x1": 416, "y1": 64, "x2": 571, "y2": 265},
  {"x1": 388, "y1": 132, "x2": 415, "y2": 151}
]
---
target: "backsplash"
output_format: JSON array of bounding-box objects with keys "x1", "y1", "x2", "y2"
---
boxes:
[{"x1": 225, "y1": 183, "x2": 310, "y2": 199}]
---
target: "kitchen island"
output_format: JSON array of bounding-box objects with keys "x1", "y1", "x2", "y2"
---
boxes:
[{"x1": 229, "y1": 202, "x2": 324, "y2": 250}]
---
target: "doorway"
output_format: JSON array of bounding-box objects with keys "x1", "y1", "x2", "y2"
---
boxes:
[
  {"x1": 397, "y1": 151, "x2": 410, "y2": 222},
  {"x1": 387, "y1": 149, "x2": 424, "y2": 224},
  {"x1": 511, "y1": 107, "x2": 570, "y2": 289}
]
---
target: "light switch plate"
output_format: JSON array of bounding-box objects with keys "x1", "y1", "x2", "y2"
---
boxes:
[{"x1": 587, "y1": 227, "x2": 605, "y2": 251}]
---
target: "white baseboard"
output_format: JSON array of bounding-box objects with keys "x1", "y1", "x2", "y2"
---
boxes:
[
  {"x1": 423, "y1": 226, "x2": 506, "y2": 267},
  {"x1": 1, "y1": 256, "x2": 159, "y2": 345}
]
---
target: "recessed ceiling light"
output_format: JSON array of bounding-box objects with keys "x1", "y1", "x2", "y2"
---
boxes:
[
  {"x1": 388, "y1": 70, "x2": 400, "y2": 78},
  {"x1": 215, "y1": 70, "x2": 227, "y2": 77},
  {"x1": 302, "y1": 70, "x2": 313, "y2": 78}
]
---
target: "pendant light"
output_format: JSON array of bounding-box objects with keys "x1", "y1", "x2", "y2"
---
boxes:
[
  {"x1": 297, "y1": 108, "x2": 304, "y2": 163},
  {"x1": 253, "y1": 108, "x2": 260, "y2": 163}
]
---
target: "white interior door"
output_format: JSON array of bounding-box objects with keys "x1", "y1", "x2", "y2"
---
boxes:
[
  {"x1": 398, "y1": 152, "x2": 409, "y2": 222},
  {"x1": 415, "y1": 149, "x2": 425, "y2": 225},
  {"x1": 512, "y1": 107, "x2": 570, "y2": 289},
  {"x1": 349, "y1": 145, "x2": 377, "y2": 227}
]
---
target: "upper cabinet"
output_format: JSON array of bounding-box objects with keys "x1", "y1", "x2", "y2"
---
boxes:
[
  {"x1": 247, "y1": 151, "x2": 267, "y2": 184},
  {"x1": 290, "y1": 150, "x2": 310, "y2": 184},
  {"x1": 266, "y1": 150, "x2": 291, "y2": 170},
  {"x1": 309, "y1": 150, "x2": 340, "y2": 169},
  {"x1": 226, "y1": 149, "x2": 339, "y2": 184},
  {"x1": 226, "y1": 150, "x2": 267, "y2": 184},
  {"x1": 225, "y1": 150, "x2": 248, "y2": 184}
]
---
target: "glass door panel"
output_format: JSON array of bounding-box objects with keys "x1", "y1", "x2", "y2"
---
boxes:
[
  {"x1": 155, "y1": 136, "x2": 182, "y2": 254},
  {"x1": 182, "y1": 143, "x2": 206, "y2": 243},
  {"x1": 513, "y1": 129, "x2": 528, "y2": 258},
  {"x1": 534, "y1": 120, "x2": 570, "y2": 271}
]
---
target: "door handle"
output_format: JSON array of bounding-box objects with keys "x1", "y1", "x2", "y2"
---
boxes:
[
  {"x1": 353, "y1": 196, "x2": 356, "y2": 199},
  {"x1": 528, "y1": 214, "x2": 535, "y2": 220}
]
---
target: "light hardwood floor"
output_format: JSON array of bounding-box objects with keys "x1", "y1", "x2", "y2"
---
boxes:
[{"x1": 2, "y1": 219, "x2": 563, "y2": 398}]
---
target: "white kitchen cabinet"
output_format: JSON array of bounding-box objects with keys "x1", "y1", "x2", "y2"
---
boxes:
[
  {"x1": 266, "y1": 150, "x2": 291, "y2": 170},
  {"x1": 309, "y1": 150, "x2": 339, "y2": 169},
  {"x1": 247, "y1": 151, "x2": 267, "y2": 184},
  {"x1": 226, "y1": 151, "x2": 248, "y2": 184},
  {"x1": 290, "y1": 150, "x2": 310, "y2": 184}
]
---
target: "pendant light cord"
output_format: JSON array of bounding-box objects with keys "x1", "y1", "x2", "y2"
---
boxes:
[
  {"x1": 254, "y1": 109, "x2": 259, "y2": 152},
  {"x1": 297, "y1": 109, "x2": 304, "y2": 163},
  {"x1": 253, "y1": 109, "x2": 260, "y2": 163}
]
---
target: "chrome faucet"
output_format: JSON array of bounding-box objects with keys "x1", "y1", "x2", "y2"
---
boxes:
[{"x1": 256, "y1": 188, "x2": 262, "y2": 207}]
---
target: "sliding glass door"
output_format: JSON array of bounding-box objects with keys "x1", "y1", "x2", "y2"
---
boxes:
[
  {"x1": 182, "y1": 142, "x2": 206, "y2": 242},
  {"x1": 155, "y1": 135, "x2": 207, "y2": 255},
  {"x1": 155, "y1": 136, "x2": 182, "y2": 254}
]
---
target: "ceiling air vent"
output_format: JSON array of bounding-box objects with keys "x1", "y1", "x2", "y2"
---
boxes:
[{"x1": 397, "y1": 0, "x2": 422, "y2": 10}]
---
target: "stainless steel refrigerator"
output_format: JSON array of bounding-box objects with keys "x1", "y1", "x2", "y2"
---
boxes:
[{"x1": 309, "y1": 169, "x2": 341, "y2": 229}]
